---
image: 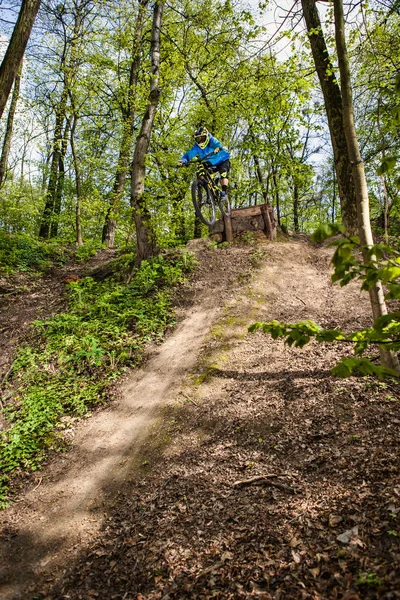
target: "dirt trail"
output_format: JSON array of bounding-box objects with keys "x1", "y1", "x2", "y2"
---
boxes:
[
  {"x1": 0, "y1": 299, "x2": 218, "y2": 598},
  {"x1": 1, "y1": 238, "x2": 399, "y2": 600}
]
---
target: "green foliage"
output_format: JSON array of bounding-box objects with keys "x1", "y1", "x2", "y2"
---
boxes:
[
  {"x1": 0, "y1": 250, "x2": 196, "y2": 504},
  {"x1": 356, "y1": 572, "x2": 382, "y2": 586},
  {"x1": 249, "y1": 224, "x2": 400, "y2": 379},
  {"x1": 0, "y1": 232, "x2": 68, "y2": 274},
  {"x1": 377, "y1": 155, "x2": 398, "y2": 176},
  {"x1": 74, "y1": 240, "x2": 102, "y2": 262},
  {"x1": 311, "y1": 222, "x2": 346, "y2": 243}
]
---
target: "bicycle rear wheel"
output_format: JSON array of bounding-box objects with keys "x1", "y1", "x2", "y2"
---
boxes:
[
  {"x1": 191, "y1": 179, "x2": 216, "y2": 226},
  {"x1": 218, "y1": 193, "x2": 231, "y2": 218}
]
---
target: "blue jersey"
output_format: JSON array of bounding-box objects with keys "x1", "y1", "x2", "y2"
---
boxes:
[{"x1": 181, "y1": 135, "x2": 230, "y2": 166}]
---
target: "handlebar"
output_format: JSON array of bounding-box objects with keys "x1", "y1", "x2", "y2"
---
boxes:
[{"x1": 177, "y1": 148, "x2": 221, "y2": 167}]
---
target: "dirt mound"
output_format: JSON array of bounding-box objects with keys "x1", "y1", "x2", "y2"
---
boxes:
[{"x1": 1, "y1": 237, "x2": 400, "y2": 600}]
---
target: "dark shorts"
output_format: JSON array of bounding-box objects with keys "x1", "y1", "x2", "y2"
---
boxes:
[{"x1": 206, "y1": 159, "x2": 231, "y2": 178}]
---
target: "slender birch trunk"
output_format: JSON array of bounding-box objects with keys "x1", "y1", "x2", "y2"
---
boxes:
[
  {"x1": 333, "y1": 0, "x2": 400, "y2": 374},
  {"x1": 130, "y1": 1, "x2": 163, "y2": 263},
  {"x1": 70, "y1": 113, "x2": 83, "y2": 246}
]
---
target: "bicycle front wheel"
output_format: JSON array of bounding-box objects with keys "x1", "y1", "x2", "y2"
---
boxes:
[
  {"x1": 218, "y1": 193, "x2": 231, "y2": 218},
  {"x1": 191, "y1": 179, "x2": 216, "y2": 226}
]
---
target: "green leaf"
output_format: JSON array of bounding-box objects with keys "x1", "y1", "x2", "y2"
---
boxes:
[
  {"x1": 248, "y1": 322, "x2": 262, "y2": 333},
  {"x1": 380, "y1": 265, "x2": 400, "y2": 283},
  {"x1": 311, "y1": 223, "x2": 344, "y2": 243},
  {"x1": 332, "y1": 357, "x2": 397, "y2": 379},
  {"x1": 377, "y1": 156, "x2": 398, "y2": 176},
  {"x1": 316, "y1": 329, "x2": 345, "y2": 342},
  {"x1": 374, "y1": 312, "x2": 400, "y2": 331},
  {"x1": 386, "y1": 283, "x2": 400, "y2": 300},
  {"x1": 332, "y1": 359, "x2": 353, "y2": 378}
]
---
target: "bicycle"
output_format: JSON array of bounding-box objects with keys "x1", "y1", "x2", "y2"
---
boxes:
[{"x1": 179, "y1": 152, "x2": 231, "y2": 226}]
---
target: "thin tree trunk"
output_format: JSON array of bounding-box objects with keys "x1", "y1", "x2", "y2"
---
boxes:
[
  {"x1": 377, "y1": 99, "x2": 389, "y2": 242},
  {"x1": 193, "y1": 215, "x2": 202, "y2": 239},
  {"x1": 102, "y1": 0, "x2": 149, "y2": 248},
  {"x1": 0, "y1": 64, "x2": 22, "y2": 188},
  {"x1": 301, "y1": 0, "x2": 357, "y2": 234},
  {"x1": 130, "y1": 1, "x2": 163, "y2": 263},
  {"x1": 381, "y1": 175, "x2": 390, "y2": 243},
  {"x1": 272, "y1": 167, "x2": 280, "y2": 226},
  {"x1": 0, "y1": 0, "x2": 41, "y2": 119},
  {"x1": 332, "y1": 162, "x2": 336, "y2": 223},
  {"x1": 70, "y1": 114, "x2": 83, "y2": 246},
  {"x1": 253, "y1": 154, "x2": 267, "y2": 202},
  {"x1": 333, "y1": 0, "x2": 400, "y2": 374},
  {"x1": 253, "y1": 154, "x2": 276, "y2": 240},
  {"x1": 293, "y1": 183, "x2": 299, "y2": 232}
]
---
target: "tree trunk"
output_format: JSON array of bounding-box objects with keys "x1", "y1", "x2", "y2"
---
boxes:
[
  {"x1": 194, "y1": 215, "x2": 202, "y2": 239},
  {"x1": 293, "y1": 183, "x2": 299, "y2": 232},
  {"x1": 50, "y1": 119, "x2": 70, "y2": 238},
  {"x1": 0, "y1": 0, "x2": 41, "y2": 119},
  {"x1": 253, "y1": 154, "x2": 277, "y2": 240},
  {"x1": 301, "y1": 0, "x2": 357, "y2": 234},
  {"x1": 331, "y1": 162, "x2": 336, "y2": 222},
  {"x1": 272, "y1": 167, "x2": 280, "y2": 226},
  {"x1": 377, "y1": 99, "x2": 389, "y2": 242},
  {"x1": 130, "y1": 1, "x2": 163, "y2": 264},
  {"x1": 333, "y1": 0, "x2": 400, "y2": 374},
  {"x1": 70, "y1": 114, "x2": 83, "y2": 246},
  {"x1": 0, "y1": 65, "x2": 22, "y2": 188},
  {"x1": 39, "y1": 85, "x2": 68, "y2": 238},
  {"x1": 170, "y1": 192, "x2": 186, "y2": 243},
  {"x1": 253, "y1": 154, "x2": 268, "y2": 201},
  {"x1": 102, "y1": 0, "x2": 149, "y2": 248}
]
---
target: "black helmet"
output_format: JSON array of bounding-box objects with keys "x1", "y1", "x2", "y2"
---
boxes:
[{"x1": 194, "y1": 126, "x2": 209, "y2": 149}]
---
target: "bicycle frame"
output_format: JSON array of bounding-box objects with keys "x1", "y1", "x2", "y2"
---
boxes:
[{"x1": 195, "y1": 161, "x2": 221, "y2": 200}]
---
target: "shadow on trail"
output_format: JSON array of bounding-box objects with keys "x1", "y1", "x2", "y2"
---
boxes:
[
  {"x1": 210, "y1": 366, "x2": 332, "y2": 381},
  {"x1": 17, "y1": 361, "x2": 400, "y2": 600}
]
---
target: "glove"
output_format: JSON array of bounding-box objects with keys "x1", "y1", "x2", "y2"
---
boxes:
[{"x1": 213, "y1": 147, "x2": 221, "y2": 154}]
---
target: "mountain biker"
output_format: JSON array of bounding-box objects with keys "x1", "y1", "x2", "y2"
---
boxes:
[{"x1": 178, "y1": 126, "x2": 231, "y2": 200}]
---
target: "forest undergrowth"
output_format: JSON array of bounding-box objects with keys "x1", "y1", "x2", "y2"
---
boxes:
[{"x1": 0, "y1": 233, "x2": 196, "y2": 505}]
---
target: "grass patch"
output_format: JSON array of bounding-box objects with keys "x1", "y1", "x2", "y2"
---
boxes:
[{"x1": 0, "y1": 250, "x2": 196, "y2": 505}]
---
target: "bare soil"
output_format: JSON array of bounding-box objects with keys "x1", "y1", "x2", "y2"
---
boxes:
[{"x1": 1, "y1": 235, "x2": 400, "y2": 600}]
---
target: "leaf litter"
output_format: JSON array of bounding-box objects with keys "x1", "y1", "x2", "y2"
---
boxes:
[{"x1": 1, "y1": 235, "x2": 400, "y2": 599}]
